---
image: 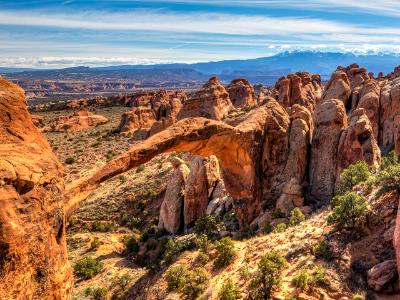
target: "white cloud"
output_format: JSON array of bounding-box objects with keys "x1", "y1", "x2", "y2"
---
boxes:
[
  {"x1": 0, "y1": 10, "x2": 394, "y2": 36},
  {"x1": 126, "y1": 0, "x2": 400, "y2": 17}
]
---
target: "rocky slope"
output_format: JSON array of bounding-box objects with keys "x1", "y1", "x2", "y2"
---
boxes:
[{"x1": 0, "y1": 78, "x2": 72, "y2": 299}]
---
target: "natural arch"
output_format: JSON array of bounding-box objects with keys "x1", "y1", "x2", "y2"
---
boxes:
[{"x1": 66, "y1": 101, "x2": 290, "y2": 226}]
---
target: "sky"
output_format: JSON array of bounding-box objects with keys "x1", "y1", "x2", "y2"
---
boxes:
[{"x1": 1, "y1": 0, "x2": 400, "y2": 68}]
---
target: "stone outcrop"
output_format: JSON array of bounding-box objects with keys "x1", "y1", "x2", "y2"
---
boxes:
[
  {"x1": 117, "y1": 107, "x2": 157, "y2": 134},
  {"x1": 355, "y1": 79, "x2": 381, "y2": 140},
  {"x1": 367, "y1": 260, "x2": 398, "y2": 292},
  {"x1": 275, "y1": 105, "x2": 313, "y2": 215},
  {"x1": 177, "y1": 77, "x2": 233, "y2": 121},
  {"x1": 310, "y1": 99, "x2": 348, "y2": 202},
  {"x1": 158, "y1": 158, "x2": 190, "y2": 234},
  {"x1": 0, "y1": 79, "x2": 72, "y2": 298},
  {"x1": 49, "y1": 109, "x2": 108, "y2": 132},
  {"x1": 379, "y1": 76, "x2": 400, "y2": 154},
  {"x1": 149, "y1": 98, "x2": 183, "y2": 136},
  {"x1": 119, "y1": 91, "x2": 185, "y2": 138},
  {"x1": 322, "y1": 71, "x2": 351, "y2": 106},
  {"x1": 275, "y1": 72, "x2": 322, "y2": 111},
  {"x1": 183, "y1": 155, "x2": 222, "y2": 227},
  {"x1": 226, "y1": 78, "x2": 257, "y2": 108},
  {"x1": 336, "y1": 108, "x2": 381, "y2": 184}
]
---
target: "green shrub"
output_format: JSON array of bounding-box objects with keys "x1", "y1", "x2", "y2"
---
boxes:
[
  {"x1": 90, "y1": 237, "x2": 101, "y2": 250},
  {"x1": 380, "y1": 150, "x2": 398, "y2": 171},
  {"x1": 118, "y1": 175, "x2": 127, "y2": 184},
  {"x1": 105, "y1": 150, "x2": 116, "y2": 160},
  {"x1": 292, "y1": 268, "x2": 311, "y2": 290},
  {"x1": 65, "y1": 157, "x2": 75, "y2": 164},
  {"x1": 313, "y1": 240, "x2": 333, "y2": 260},
  {"x1": 195, "y1": 252, "x2": 209, "y2": 266},
  {"x1": 311, "y1": 265, "x2": 325, "y2": 285},
  {"x1": 194, "y1": 215, "x2": 221, "y2": 239},
  {"x1": 327, "y1": 192, "x2": 367, "y2": 230},
  {"x1": 136, "y1": 165, "x2": 145, "y2": 173},
  {"x1": 248, "y1": 250, "x2": 286, "y2": 299},
  {"x1": 273, "y1": 223, "x2": 287, "y2": 233},
  {"x1": 74, "y1": 257, "x2": 103, "y2": 279},
  {"x1": 165, "y1": 265, "x2": 187, "y2": 291},
  {"x1": 289, "y1": 208, "x2": 305, "y2": 226},
  {"x1": 214, "y1": 237, "x2": 236, "y2": 268},
  {"x1": 84, "y1": 287, "x2": 107, "y2": 300},
  {"x1": 163, "y1": 238, "x2": 196, "y2": 265},
  {"x1": 236, "y1": 224, "x2": 256, "y2": 240},
  {"x1": 180, "y1": 267, "x2": 210, "y2": 299},
  {"x1": 338, "y1": 160, "x2": 371, "y2": 193},
  {"x1": 128, "y1": 217, "x2": 142, "y2": 230},
  {"x1": 124, "y1": 235, "x2": 140, "y2": 254},
  {"x1": 376, "y1": 163, "x2": 400, "y2": 196},
  {"x1": 263, "y1": 223, "x2": 273, "y2": 234},
  {"x1": 195, "y1": 234, "x2": 211, "y2": 254},
  {"x1": 91, "y1": 221, "x2": 116, "y2": 232},
  {"x1": 218, "y1": 279, "x2": 241, "y2": 300},
  {"x1": 292, "y1": 265, "x2": 325, "y2": 290}
]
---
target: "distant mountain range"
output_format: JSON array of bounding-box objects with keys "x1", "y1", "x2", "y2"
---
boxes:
[{"x1": 3, "y1": 51, "x2": 400, "y2": 86}]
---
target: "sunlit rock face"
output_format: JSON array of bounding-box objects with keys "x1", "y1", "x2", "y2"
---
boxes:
[{"x1": 0, "y1": 78, "x2": 73, "y2": 299}]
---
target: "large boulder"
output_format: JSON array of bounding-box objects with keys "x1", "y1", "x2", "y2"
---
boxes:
[
  {"x1": 367, "y1": 260, "x2": 398, "y2": 292},
  {"x1": 0, "y1": 78, "x2": 72, "y2": 298},
  {"x1": 158, "y1": 158, "x2": 190, "y2": 234},
  {"x1": 49, "y1": 108, "x2": 108, "y2": 132},
  {"x1": 226, "y1": 78, "x2": 257, "y2": 108},
  {"x1": 310, "y1": 99, "x2": 347, "y2": 202},
  {"x1": 177, "y1": 76, "x2": 233, "y2": 121}
]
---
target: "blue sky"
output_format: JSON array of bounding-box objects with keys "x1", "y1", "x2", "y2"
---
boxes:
[{"x1": 1, "y1": 0, "x2": 400, "y2": 68}]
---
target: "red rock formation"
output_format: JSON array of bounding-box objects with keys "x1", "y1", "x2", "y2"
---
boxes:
[
  {"x1": 117, "y1": 107, "x2": 157, "y2": 134},
  {"x1": 356, "y1": 79, "x2": 381, "y2": 140},
  {"x1": 275, "y1": 105, "x2": 313, "y2": 215},
  {"x1": 275, "y1": 72, "x2": 322, "y2": 111},
  {"x1": 395, "y1": 66, "x2": 400, "y2": 77},
  {"x1": 149, "y1": 98, "x2": 183, "y2": 136},
  {"x1": 158, "y1": 158, "x2": 189, "y2": 233},
  {"x1": 0, "y1": 78, "x2": 72, "y2": 298},
  {"x1": 177, "y1": 77, "x2": 233, "y2": 121},
  {"x1": 226, "y1": 78, "x2": 257, "y2": 108},
  {"x1": 336, "y1": 108, "x2": 381, "y2": 189},
  {"x1": 310, "y1": 99, "x2": 348, "y2": 202},
  {"x1": 49, "y1": 108, "x2": 108, "y2": 132},
  {"x1": 379, "y1": 77, "x2": 400, "y2": 154},
  {"x1": 66, "y1": 100, "x2": 291, "y2": 227},
  {"x1": 322, "y1": 71, "x2": 351, "y2": 106},
  {"x1": 183, "y1": 155, "x2": 222, "y2": 227}
]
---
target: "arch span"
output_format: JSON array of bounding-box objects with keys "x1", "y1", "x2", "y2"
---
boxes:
[{"x1": 66, "y1": 101, "x2": 291, "y2": 226}]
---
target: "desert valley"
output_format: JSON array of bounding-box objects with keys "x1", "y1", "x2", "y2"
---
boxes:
[
  {"x1": 1, "y1": 61, "x2": 400, "y2": 299},
  {"x1": 2, "y1": 1, "x2": 400, "y2": 300}
]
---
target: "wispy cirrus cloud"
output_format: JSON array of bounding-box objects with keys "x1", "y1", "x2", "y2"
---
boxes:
[
  {"x1": 0, "y1": 9, "x2": 399, "y2": 37},
  {"x1": 117, "y1": 0, "x2": 400, "y2": 17}
]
